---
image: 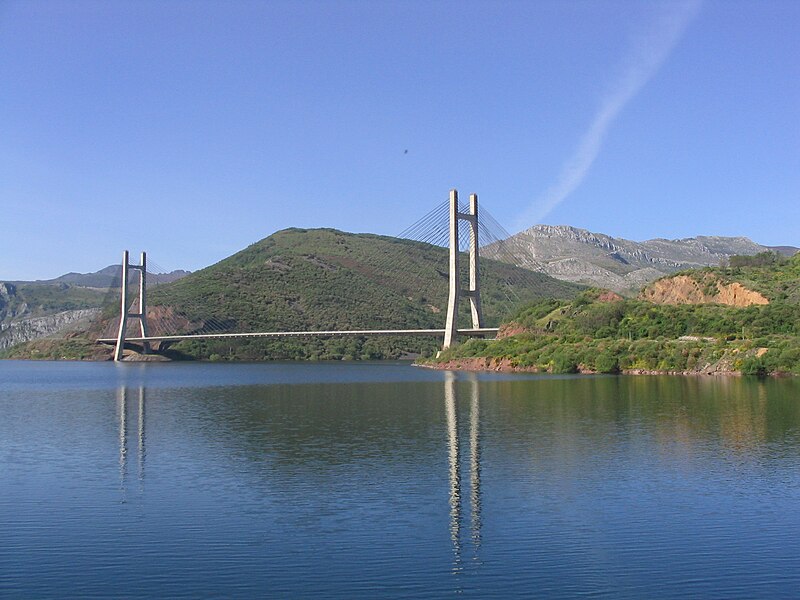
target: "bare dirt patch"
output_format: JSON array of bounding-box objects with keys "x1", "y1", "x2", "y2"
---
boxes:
[{"x1": 641, "y1": 275, "x2": 768, "y2": 307}]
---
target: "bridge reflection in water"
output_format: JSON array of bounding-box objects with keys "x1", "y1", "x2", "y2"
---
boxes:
[
  {"x1": 117, "y1": 386, "x2": 146, "y2": 494},
  {"x1": 444, "y1": 372, "x2": 482, "y2": 575},
  {"x1": 114, "y1": 373, "x2": 484, "y2": 577}
]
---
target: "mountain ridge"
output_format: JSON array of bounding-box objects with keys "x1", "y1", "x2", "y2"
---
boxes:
[
  {"x1": 10, "y1": 265, "x2": 190, "y2": 289},
  {"x1": 3, "y1": 224, "x2": 796, "y2": 359},
  {"x1": 491, "y1": 224, "x2": 797, "y2": 292}
]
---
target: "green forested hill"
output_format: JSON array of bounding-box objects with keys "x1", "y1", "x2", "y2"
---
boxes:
[
  {"x1": 139, "y1": 228, "x2": 583, "y2": 360},
  {"x1": 429, "y1": 252, "x2": 800, "y2": 376}
]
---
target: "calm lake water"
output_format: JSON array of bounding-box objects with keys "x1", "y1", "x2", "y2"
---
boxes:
[{"x1": 1, "y1": 361, "x2": 799, "y2": 598}]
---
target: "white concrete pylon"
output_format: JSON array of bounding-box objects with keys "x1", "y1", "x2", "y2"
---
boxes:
[
  {"x1": 443, "y1": 190, "x2": 461, "y2": 350},
  {"x1": 114, "y1": 251, "x2": 150, "y2": 361},
  {"x1": 442, "y1": 189, "x2": 484, "y2": 351},
  {"x1": 467, "y1": 193, "x2": 483, "y2": 330}
]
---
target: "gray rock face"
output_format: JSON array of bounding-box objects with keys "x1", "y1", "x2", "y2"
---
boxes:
[
  {"x1": 0, "y1": 282, "x2": 20, "y2": 322},
  {"x1": 0, "y1": 308, "x2": 101, "y2": 350},
  {"x1": 1, "y1": 262, "x2": 189, "y2": 352},
  {"x1": 1, "y1": 282, "x2": 103, "y2": 350},
  {"x1": 0, "y1": 282, "x2": 15, "y2": 299},
  {"x1": 485, "y1": 225, "x2": 796, "y2": 292}
]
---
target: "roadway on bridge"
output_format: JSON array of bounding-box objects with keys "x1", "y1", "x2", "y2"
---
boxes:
[{"x1": 98, "y1": 327, "x2": 499, "y2": 344}]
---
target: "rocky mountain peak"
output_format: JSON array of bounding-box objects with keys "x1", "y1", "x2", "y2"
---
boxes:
[{"x1": 489, "y1": 225, "x2": 796, "y2": 293}]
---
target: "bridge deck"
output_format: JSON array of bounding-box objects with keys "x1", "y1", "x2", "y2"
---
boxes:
[{"x1": 97, "y1": 327, "x2": 499, "y2": 344}]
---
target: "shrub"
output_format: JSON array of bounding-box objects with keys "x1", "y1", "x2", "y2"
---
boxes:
[
  {"x1": 552, "y1": 351, "x2": 579, "y2": 374},
  {"x1": 740, "y1": 356, "x2": 769, "y2": 377},
  {"x1": 595, "y1": 352, "x2": 620, "y2": 374}
]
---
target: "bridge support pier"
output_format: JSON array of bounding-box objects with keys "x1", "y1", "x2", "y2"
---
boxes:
[
  {"x1": 114, "y1": 250, "x2": 150, "y2": 362},
  {"x1": 442, "y1": 189, "x2": 484, "y2": 351}
]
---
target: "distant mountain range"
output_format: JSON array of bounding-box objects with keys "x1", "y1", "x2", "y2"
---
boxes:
[
  {"x1": 487, "y1": 225, "x2": 798, "y2": 292},
  {"x1": 2, "y1": 224, "x2": 796, "y2": 357},
  {"x1": 13, "y1": 265, "x2": 190, "y2": 289},
  {"x1": 8, "y1": 227, "x2": 795, "y2": 294}
]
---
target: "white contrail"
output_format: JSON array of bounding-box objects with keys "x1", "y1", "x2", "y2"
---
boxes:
[{"x1": 516, "y1": 1, "x2": 702, "y2": 231}]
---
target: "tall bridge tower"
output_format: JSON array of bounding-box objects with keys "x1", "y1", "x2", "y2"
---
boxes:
[
  {"x1": 114, "y1": 251, "x2": 150, "y2": 361},
  {"x1": 443, "y1": 189, "x2": 484, "y2": 350}
]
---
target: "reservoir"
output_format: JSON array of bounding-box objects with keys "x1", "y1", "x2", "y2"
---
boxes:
[{"x1": 1, "y1": 361, "x2": 799, "y2": 598}]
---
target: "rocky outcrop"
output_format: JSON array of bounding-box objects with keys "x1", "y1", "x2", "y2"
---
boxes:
[
  {"x1": 1, "y1": 280, "x2": 105, "y2": 349},
  {"x1": 0, "y1": 282, "x2": 15, "y2": 299},
  {"x1": 0, "y1": 308, "x2": 101, "y2": 349},
  {"x1": 641, "y1": 275, "x2": 769, "y2": 307},
  {"x1": 0, "y1": 282, "x2": 21, "y2": 321},
  {"x1": 484, "y1": 225, "x2": 795, "y2": 293},
  {"x1": 495, "y1": 323, "x2": 532, "y2": 339}
]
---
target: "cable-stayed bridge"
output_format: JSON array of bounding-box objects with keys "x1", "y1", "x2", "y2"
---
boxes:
[{"x1": 98, "y1": 190, "x2": 547, "y2": 361}]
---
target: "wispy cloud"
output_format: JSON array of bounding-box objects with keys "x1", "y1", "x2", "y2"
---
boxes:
[{"x1": 516, "y1": 1, "x2": 702, "y2": 231}]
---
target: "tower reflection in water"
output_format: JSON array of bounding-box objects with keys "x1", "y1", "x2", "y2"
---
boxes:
[
  {"x1": 116, "y1": 386, "x2": 146, "y2": 493},
  {"x1": 114, "y1": 376, "x2": 481, "y2": 569},
  {"x1": 444, "y1": 372, "x2": 482, "y2": 574}
]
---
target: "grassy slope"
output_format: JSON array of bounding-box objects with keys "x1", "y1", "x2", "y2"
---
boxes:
[
  {"x1": 1, "y1": 336, "x2": 112, "y2": 360},
  {"x1": 431, "y1": 253, "x2": 800, "y2": 376},
  {"x1": 140, "y1": 228, "x2": 583, "y2": 360}
]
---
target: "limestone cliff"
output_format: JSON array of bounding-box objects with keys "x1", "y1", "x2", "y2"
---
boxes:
[
  {"x1": 0, "y1": 308, "x2": 102, "y2": 349},
  {"x1": 0, "y1": 280, "x2": 106, "y2": 350}
]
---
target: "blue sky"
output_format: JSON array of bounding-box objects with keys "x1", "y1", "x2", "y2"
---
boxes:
[{"x1": 1, "y1": 0, "x2": 798, "y2": 280}]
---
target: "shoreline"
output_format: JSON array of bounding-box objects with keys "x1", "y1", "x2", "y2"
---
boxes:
[{"x1": 416, "y1": 356, "x2": 794, "y2": 377}]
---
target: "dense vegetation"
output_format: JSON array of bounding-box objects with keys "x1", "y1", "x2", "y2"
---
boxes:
[
  {"x1": 431, "y1": 253, "x2": 800, "y2": 376},
  {"x1": 137, "y1": 228, "x2": 583, "y2": 360},
  {"x1": 1, "y1": 336, "x2": 111, "y2": 361}
]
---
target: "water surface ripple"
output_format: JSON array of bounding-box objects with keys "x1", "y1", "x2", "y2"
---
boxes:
[{"x1": 1, "y1": 361, "x2": 799, "y2": 598}]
